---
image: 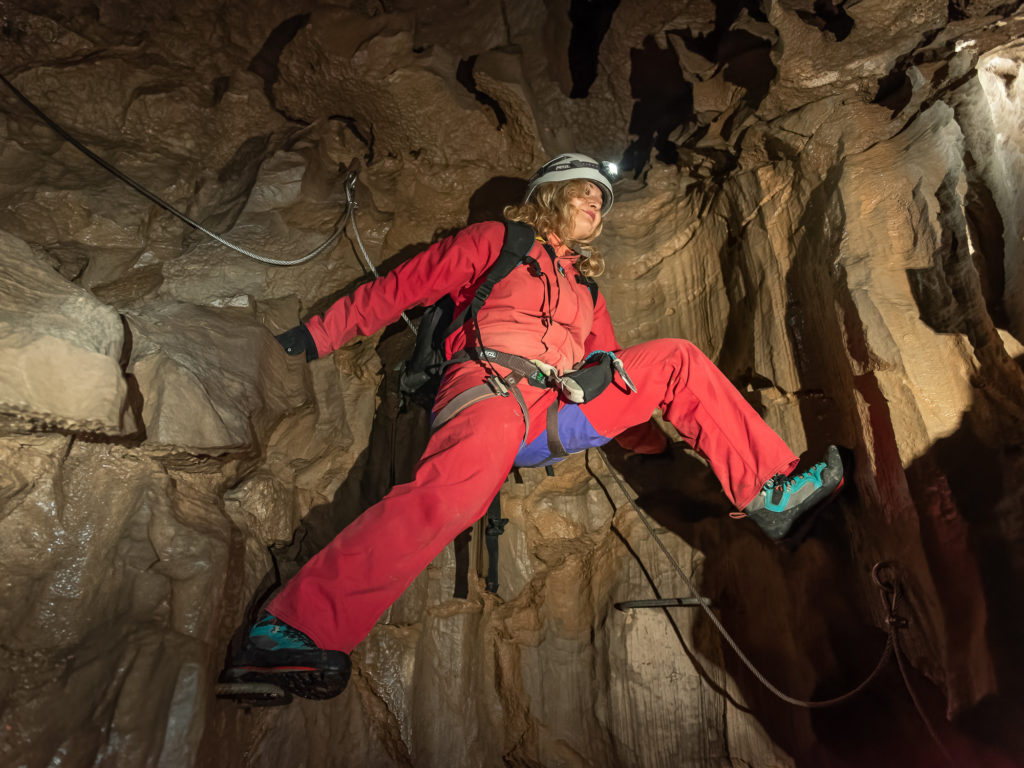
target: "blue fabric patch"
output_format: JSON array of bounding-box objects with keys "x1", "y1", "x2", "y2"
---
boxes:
[{"x1": 514, "y1": 403, "x2": 611, "y2": 467}]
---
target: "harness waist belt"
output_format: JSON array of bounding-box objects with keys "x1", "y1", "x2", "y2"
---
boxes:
[
  {"x1": 433, "y1": 348, "x2": 574, "y2": 463},
  {"x1": 448, "y1": 347, "x2": 545, "y2": 384},
  {"x1": 432, "y1": 370, "x2": 531, "y2": 436}
]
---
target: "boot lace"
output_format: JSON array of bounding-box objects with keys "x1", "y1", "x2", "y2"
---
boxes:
[{"x1": 729, "y1": 461, "x2": 827, "y2": 520}]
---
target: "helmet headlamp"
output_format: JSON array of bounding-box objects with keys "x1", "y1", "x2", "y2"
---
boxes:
[{"x1": 524, "y1": 152, "x2": 618, "y2": 214}]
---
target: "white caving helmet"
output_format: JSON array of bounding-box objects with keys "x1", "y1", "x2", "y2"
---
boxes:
[{"x1": 524, "y1": 153, "x2": 618, "y2": 215}]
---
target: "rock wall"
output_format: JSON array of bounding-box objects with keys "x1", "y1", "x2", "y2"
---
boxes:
[{"x1": 1, "y1": 1, "x2": 1024, "y2": 767}]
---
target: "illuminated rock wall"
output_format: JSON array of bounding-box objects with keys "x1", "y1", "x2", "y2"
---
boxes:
[{"x1": 1, "y1": 2, "x2": 1023, "y2": 766}]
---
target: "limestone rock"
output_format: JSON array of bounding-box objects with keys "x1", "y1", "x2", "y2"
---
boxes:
[
  {"x1": 124, "y1": 301, "x2": 305, "y2": 456},
  {"x1": 0, "y1": 438, "x2": 233, "y2": 768},
  {"x1": 274, "y1": 8, "x2": 530, "y2": 169},
  {"x1": 0, "y1": 230, "x2": 130, "y2": 434},
  {"x1": 1, "y1": 2, "x2": 1024, "y2": 768}
]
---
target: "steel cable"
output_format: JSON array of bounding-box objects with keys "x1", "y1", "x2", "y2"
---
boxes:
[
  {"x1": 594, "y1": 448, "x2": 955, "y2": 761},
  {"x1": 596, "y1": 447, "x2": 893, "y2": 707},
  {"x1": 1, "y1": 70, "x2": 347, "y2": 266}
]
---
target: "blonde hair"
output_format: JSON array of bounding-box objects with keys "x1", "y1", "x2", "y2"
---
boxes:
[{"x1": 503, "y1": 179, "x2": 606, "y2": 277}]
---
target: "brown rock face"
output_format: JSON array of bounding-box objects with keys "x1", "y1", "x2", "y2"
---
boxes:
[{"x1": 1, "y1": 1, "x2": 1024, "y2": 767}]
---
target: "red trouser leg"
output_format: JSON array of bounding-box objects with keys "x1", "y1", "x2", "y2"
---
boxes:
[
  {"x1": 578, "y1": 339, "x2": 798, "y2": 508},
  {"x1": 266, "y1": 392, "x2": 531, "y2": 653},
  {"x1": 267, "y1": 339, "x2": 795, "y2": 652}
]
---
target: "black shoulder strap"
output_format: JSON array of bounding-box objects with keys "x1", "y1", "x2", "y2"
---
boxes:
[
  {"x1": 446, "y1": 220, "x2": 536, "y2": 335},
  {"x1": 575, "y1": 274, "x2": 599, "y2": 305}
]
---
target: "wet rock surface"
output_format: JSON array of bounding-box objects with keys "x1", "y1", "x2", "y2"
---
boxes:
[
  {"x1": 0, "y1": 229, "x2": 129, "y2": 434},
  {"x1": 1, "y1": 1, "x2": 1024, "y2": 767}
]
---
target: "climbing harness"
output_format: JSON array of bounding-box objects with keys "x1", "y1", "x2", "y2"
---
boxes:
[
  {"x1": 398, "y1": 220, "x2": 539, "y2": 402},
  {"x1": 1, "y1": 70, "x2": 354, "y2": 268},
  {"x1": 393, "y1": 220, "x2": 623, "y2": 596},
  {"x1": 399, "y1": 220, "x2": 618, "y2": 459},
  {"x1": 592, "y1": 448, "x2": 955, "y2": 764},
  {"x1": 431, "y1": 347, "x2": 534, "y2": 433}
]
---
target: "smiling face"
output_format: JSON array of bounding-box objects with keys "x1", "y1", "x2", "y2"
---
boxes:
[
  {"x1": 502, "y1": 177, "x2": 608, "y2": 276},
  {"x1": 568, "y1": 182, "x2": 604, "y2": 241}
]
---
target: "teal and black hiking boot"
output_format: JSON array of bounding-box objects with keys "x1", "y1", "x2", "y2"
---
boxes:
[
  {"x1": 744, "y1": 445, "x2": 845, "y2": 540},
  {"x1": 218, "y1": 613, "x2": 351, "y2": 703}
]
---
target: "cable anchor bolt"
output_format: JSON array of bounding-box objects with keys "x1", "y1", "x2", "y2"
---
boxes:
[{"x1": 871, "y1": 561, "x2": 898, "y2": 593}]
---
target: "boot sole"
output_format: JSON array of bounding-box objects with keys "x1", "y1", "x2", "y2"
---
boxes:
[
  {"x1": 219, "y1": 658, "x2": 351, "y2": 701},
  {"x1": 776, "y1": 476, "x2": 846, "y2": 544},
  {"x1": 215, "y1": 679, "x2": 293, "y2": 707}
]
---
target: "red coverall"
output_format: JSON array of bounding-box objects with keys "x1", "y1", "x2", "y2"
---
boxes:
[{"x1": 267, "y1": 221, "x2": 798, "y2": 652}]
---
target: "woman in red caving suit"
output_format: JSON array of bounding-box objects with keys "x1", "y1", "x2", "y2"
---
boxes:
[{"x1": 223, "y1": 154, "x2": 844, "y2": 701}]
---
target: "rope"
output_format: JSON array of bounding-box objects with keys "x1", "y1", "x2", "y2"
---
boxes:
[
  {"x1": 0, "y1": 70, "x2": 346, "y2": 267},
  {"x1": 594, "y1": 447, "x2": 892, "y2": 707},
  {"x1": 592, "y1": 447, "x2": 954, "y2": 765},
  {"x1": 343, "y1": 173, "x2": 415, "y2": 333},
  {"x1": 3, "y1": 68, "x2": 422, "y2": 333},
  {"x1": 873, "y1": 563, "x2": 956, "y2": 765},
  {"x1": 594, "y1": 448, "x2": 955, "y2": 761}
]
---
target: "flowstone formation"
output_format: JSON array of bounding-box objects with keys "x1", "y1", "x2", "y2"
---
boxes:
[{"x1": 1, "y1": 1, "x2": 1024, "y2": 766}]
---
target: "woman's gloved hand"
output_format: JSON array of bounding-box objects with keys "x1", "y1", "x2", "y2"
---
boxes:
[{"x1": 274, "y1": 325, "x2": 319, "y2": 362}]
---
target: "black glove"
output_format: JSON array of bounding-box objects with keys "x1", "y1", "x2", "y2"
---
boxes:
[{"x1": 274, "y1": 325, "x2": 318, "y2": 362}]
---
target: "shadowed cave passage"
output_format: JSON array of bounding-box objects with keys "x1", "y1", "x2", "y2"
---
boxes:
[
  {"x1": 795, "y1": 0, "x2": 854, "y2": 42},
  {"x1": 622, "y1": 34, "x2": 693, "y2": 173},
  {"x1": 568, "y1": 0, "x2": 621, "y2": 98}
]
